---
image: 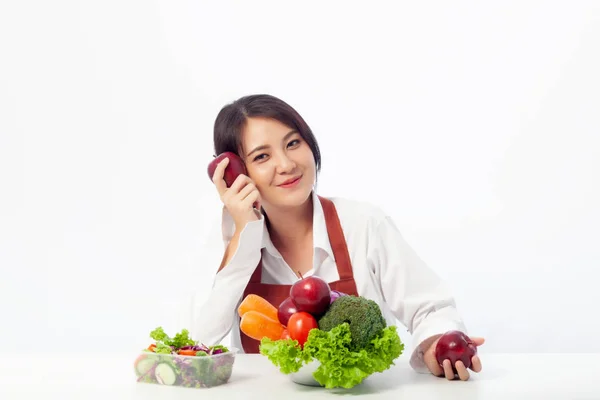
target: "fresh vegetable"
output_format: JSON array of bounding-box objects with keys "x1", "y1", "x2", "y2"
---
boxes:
[
  {"x1": 240, "y1": 310, "x2": 285, "y2": 341},
  {"x1": 258, "y1": 295, "x2": 404, "y2": 389},
  {"x1": 317, "y1": 295, "x2": 386, "y2": 351},
  {"x1": 135, "y1": 355, "x2": 157, "y2": 376},
  {"x1": 134, "y1": 327, "x2": 236, "y2": 388},
  {"x1": 329, "y1": 290, "x2": 347, "y2": 303},
  {"x1": 260, "y1": 322, "x2": 404, "y2": 389},
  {"x1": 155, "y1": 363, "x2": 177, "y2": 385},
  {"x1": 150, "y1": 327, "x2": 195, "y2": 351},
  {"x1": 238, "y1": 294, "x2": 279, "y2": 322},
  {"x1": 287, "y1": 311, "x2": 318, "y2": 346}
]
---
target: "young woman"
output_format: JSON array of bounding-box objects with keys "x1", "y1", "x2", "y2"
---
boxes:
[{"x1": 192, "y1": 94, "x2": 484, "y2": 381}]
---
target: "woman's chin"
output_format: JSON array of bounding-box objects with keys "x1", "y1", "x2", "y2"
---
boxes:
[{"x1": 267, "y1": 187, "x2": 313, "y2": 209}]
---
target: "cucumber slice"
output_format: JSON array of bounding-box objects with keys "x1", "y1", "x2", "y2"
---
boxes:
[
  {"x1": 155, "y1": 363, "x2": 177, "y2": 385},
  {"x1": 135, "y1": 358, "x2": 157, "y2": 376}
]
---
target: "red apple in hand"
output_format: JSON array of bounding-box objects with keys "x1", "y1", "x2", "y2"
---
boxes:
[
  {"x1": 435, "y1": 330, "x2": 477, "y2": 373},
  {"x1": 207, "y1": 152, "x2": 247, "y2": 187},
  {"x1": 290, "y1": 276, "x2": 331, "y2": 316},
  {"x1": 277, "y1": 297, "x2": 298, "y2": 326}
]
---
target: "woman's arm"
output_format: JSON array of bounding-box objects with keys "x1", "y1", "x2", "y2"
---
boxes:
[
  {"x1": 190, "y1": 211, "x2": 264, "y2": 346},
  {"x1": 367, "y1": 215, "x2": 468, "y2": 373}
]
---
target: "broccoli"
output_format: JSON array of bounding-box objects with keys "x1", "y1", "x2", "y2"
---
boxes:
[{"x1": 317, "y1": 295, "x2": 387, "y2": 351}]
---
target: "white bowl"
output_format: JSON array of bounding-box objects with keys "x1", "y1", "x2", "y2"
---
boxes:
[
  {"x1": 289, "y1": 359, "x2": 372, "y2": 388},
  {"x1": 289, "y1": 360, "x2": 323, "y2": 386}
]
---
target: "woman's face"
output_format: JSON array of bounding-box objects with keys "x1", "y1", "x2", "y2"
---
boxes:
[{"x1": 240, "y1": 117, "x2": 316, "y2": 210}]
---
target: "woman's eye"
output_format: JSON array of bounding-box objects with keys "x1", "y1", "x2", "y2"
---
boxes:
[
  {"x1": 288, "y1": 139, "x2": 300, "y2": 147},
  {"x1": 253, "y1": 154, "x2": 267, "y2": 162}
]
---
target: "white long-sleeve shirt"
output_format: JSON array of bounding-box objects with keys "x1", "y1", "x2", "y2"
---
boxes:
[{"x1": 190, "y1": 191, "x2": 468, "y2": 373}]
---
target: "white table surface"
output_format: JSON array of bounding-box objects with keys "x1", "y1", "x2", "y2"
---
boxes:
[{"x1": 1, "y1": 352, "x2": 598, "y2": 399}]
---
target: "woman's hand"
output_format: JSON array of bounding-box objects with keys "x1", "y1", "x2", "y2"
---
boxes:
[
  {"x1": 422, "y1": 335, "x2": 485, "y2": 381},
  {"x1": 212, "y1": 157, "x2": 261, "y2": 233}
]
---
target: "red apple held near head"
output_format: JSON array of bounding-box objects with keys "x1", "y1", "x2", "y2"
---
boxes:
[
  {"x1": 290, "y1": 275, "x2": 331, "y2": 317},
  {"x1": 207, "y1": 152, "x2": 247, "y2": 187},
  {"x1": 277, "y1": 297, "x2": 298, "y2": 326},
  {"x1": 435, "y1": 330, "x2": 477, "y2": 372}
]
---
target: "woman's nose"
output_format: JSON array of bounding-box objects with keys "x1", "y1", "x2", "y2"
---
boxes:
[{"x1": 275, "y1": 154, "x2": 296, "y2": 173}]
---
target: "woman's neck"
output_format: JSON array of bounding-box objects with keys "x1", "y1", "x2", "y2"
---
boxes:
[{"x1": 264, "y1": 196, "x2": 313, "y2": 252}]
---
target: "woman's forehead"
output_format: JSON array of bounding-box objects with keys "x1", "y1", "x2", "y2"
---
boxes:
[{"x1": 242, "y1": 117, "x2": 296, "y2": 145}]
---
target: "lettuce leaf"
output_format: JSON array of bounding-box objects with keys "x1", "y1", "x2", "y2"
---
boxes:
[
  {"x1": 259, "y1": 323, "x2": 404, "y2": 389},
  {"x1": 259, "y1": 338, "x2": 312, "y2": 374},
  {"x1": 149, "y1": 326, "x2": 195, "y2": 351}
]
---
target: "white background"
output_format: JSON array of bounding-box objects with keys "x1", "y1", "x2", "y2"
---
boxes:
[{"x1": 1, "y1": 1, "x2": 599, "y2": 357}]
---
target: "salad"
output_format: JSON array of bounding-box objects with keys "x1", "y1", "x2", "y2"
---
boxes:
[
  {"x1": 134, "y1": 327, "x2": 236, "y2": 388},
  {"x1": 238, "y1": 281, "x2": 404, "y2": 389}
]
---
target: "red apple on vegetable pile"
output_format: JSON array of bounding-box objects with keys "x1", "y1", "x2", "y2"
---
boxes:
[
  {"x1": 290, "y1": 275, "x2": 331, "y2": 317},
  {"x1": 277, "y1": 297, "x2": 298, "y2": 326},
  {"x1": 435, "y1": 330, "x2": 477, "y2": 372},
  {"x1": 207, "y1": 152, "x2": 247, "y2": 187}
]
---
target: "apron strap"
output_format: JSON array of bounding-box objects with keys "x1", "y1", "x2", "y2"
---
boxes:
[{"x1": 318, "y1": 195, "x2": 354, "y2": 281}]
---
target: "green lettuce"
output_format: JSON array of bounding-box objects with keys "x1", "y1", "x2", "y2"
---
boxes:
[
  {"x1": 259, "y1": 338, "x2": 313, "y2": 374},
  {"x1": 150, "y1": 326, "x2": 195, "y2": 349},
  {"x1": 259, "y1": 323, "x2": 404, "y2": 389}
]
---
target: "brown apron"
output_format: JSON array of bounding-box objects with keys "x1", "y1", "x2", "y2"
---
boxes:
[{"x1": 236, "y1": 195, "x2": 359, "y2": 354}]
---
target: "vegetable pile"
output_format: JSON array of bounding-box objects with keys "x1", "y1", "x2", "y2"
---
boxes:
[
  {"x1": 239, "y1": 276, "x2": 404, "y2": 389},
  {"x1": 134, "y1": 327, "x2": 235, "y2": 388}
]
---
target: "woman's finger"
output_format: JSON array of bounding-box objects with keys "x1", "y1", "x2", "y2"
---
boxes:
[
  {"x1": 442, "y1": 359, "x2": 456, "y2": 380},
  {"x1": 470, "y1": 355, "x2": 482, "y2": 372},
  {"x1": 455, "y1": 361, "x2": 470, "y2": 381},
  {"x1": 423, "y1": 352, "x2": 444, "y2": 377},
  {"x1": 221, "y1": 175, "x2": 249, "y2": 203},
  {"x1": 470, "y1": 337, "x2": 485, "y2": 346},
  {"x1": 254, "y1": 196, "x2": 262, "y2": 210},
  {"x1": 228, "y1": 173, "x2": 251, "y2": 192},
  {"x1": 236, "y1": 181, "x2": 256, "y2": 201},
  {"x1": 212, "y1": 157, "x2": 229, "y2": 195},
  {"x1": 242, "y1": 189, "x2": 261, "y2": 210}
]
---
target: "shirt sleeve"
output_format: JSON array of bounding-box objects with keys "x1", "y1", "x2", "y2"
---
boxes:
[
  {"x1": 368, "y1": 215, "x2": 468, "y2": 373},
  {"x1": 189, "y1": 207, "x2": 265, "y2": 346}
]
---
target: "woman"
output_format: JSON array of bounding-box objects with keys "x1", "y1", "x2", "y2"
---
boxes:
[{"x1": 192, "y1": 94, "x2": 484, "y2": 381}]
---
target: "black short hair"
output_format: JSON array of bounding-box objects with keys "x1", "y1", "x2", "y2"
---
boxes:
[{"x1": 213, "y1": 94, "x2": 322, "y2": 174}]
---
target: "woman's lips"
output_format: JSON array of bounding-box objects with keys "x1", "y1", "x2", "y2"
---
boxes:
[{"x1": 278, "y1": 176, "x2": 302, "y2": 188}]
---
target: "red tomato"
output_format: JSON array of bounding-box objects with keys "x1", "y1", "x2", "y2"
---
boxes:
[{"x1": 287, "y1": 312, "x2": 318, "y2": 346}]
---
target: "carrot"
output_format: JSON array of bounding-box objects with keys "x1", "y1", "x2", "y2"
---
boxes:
[
  {"x1": 240, "y1": 310, "x2": 285, "y2": 341},
  {"x1": 147, "y1": 344, "x2": 156, "y2": 352},
  {"x1": 178, "y1": 349, "x2": 197, "y2": 356},
  {"x1": 238, "y1": 294, "x2": 279, "y2": 322}
]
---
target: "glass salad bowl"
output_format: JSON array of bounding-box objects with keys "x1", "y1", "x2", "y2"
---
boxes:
[{"x1": 134, "y1": 347, "x2": 239, "y2": 388}]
